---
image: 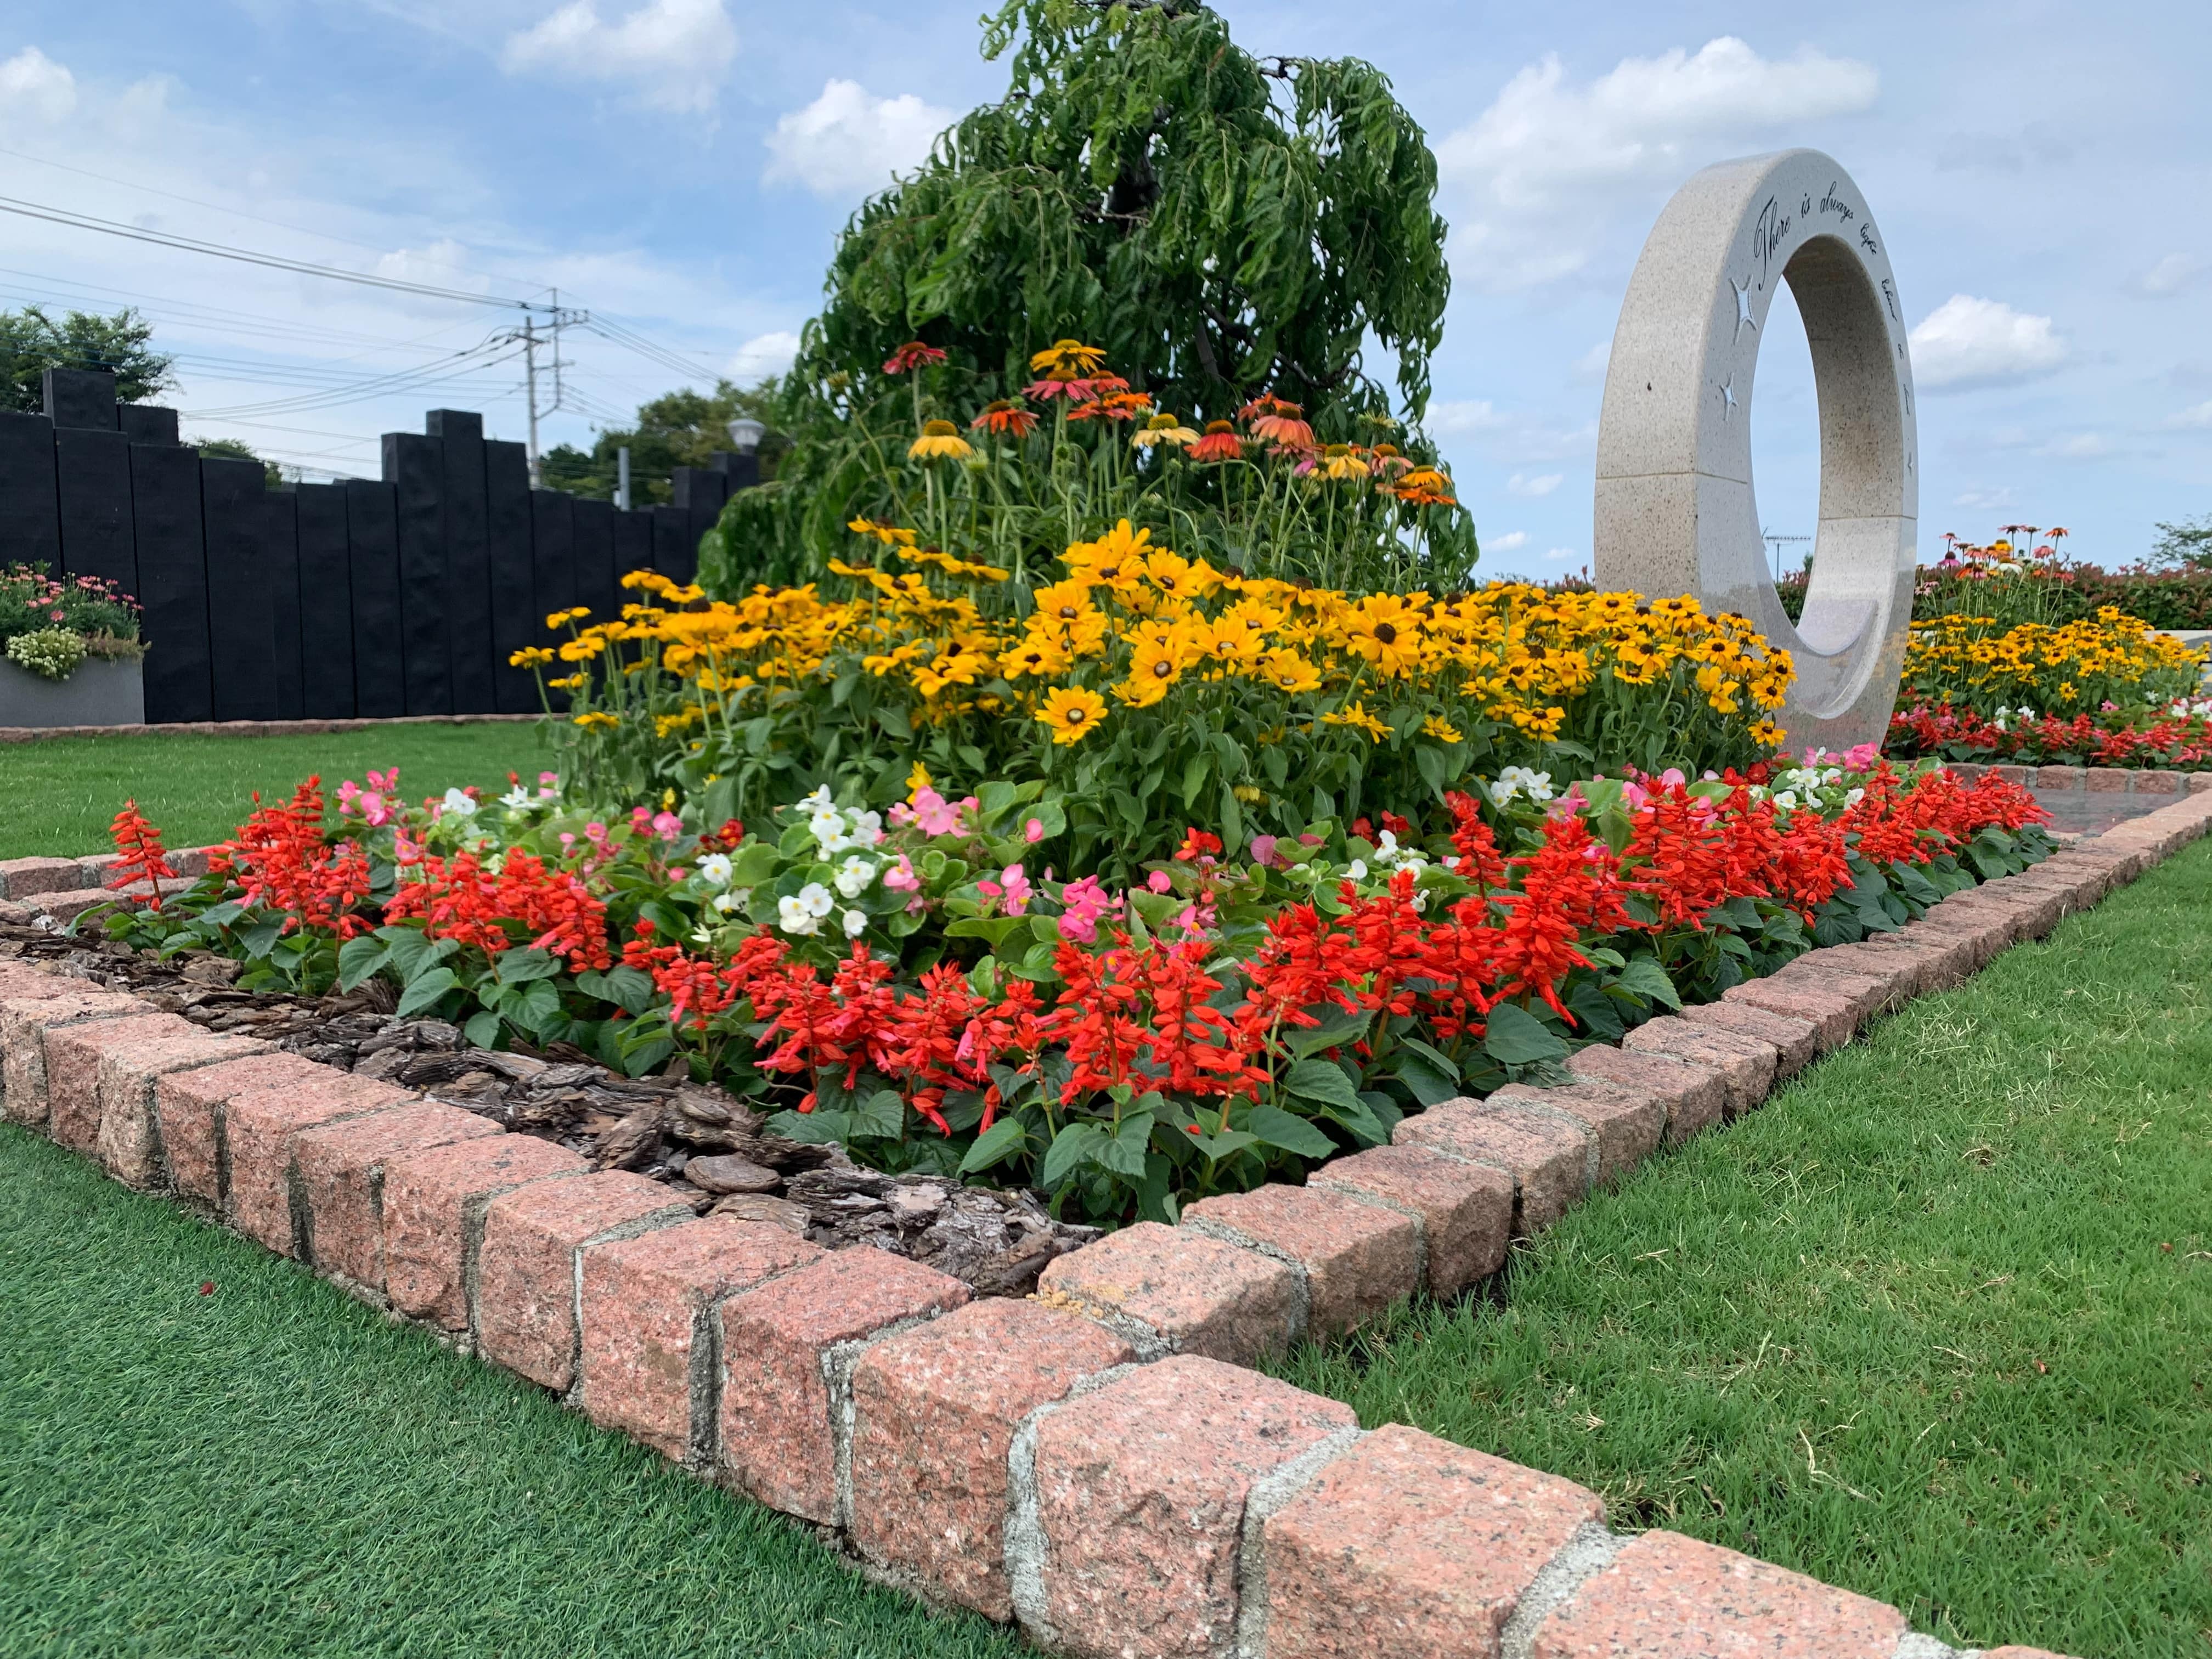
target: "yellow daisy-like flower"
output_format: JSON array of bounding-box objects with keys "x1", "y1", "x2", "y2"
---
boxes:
[
  {"x1": 1320, "y1": 701, "x2": 1391, "y2": 742},
  {"x1": 1259, "y1": 648, "x2": 1323, "y2": 695},
  {"x1": 908, "y1": 420, "x2": 974, "y2": 461},
  {"x1": 544, "y1": 673, "x2": 588, "y2": 691},
  {"x1": 998, "y1": 637, "x2": 1070, "y2": 680},
  {"x1": 572, "y1": 711, "x2": 619, "y2": 730},
  {"x1": 1749, "y1": 718, "x2": 1785, "y2": 748},
  {"x1": 1037, "y1": 685, "x2": 1108, "y2": 744},
  {"x1": 509, "y1": 646, "x2": 556, "y2": 668},
  {"x1": 543, "y1": 606, "x2": 592, "y2": 630},
  {"x1": 1319, "y1": 443, "x2": 1370, "y2": 481},
  {"x1": 907, "y1": 760, "x2": 932, "y2": 793},
  {"x1": 1421, "y1": 715, "x2": 1464, "y2": 743},
  {"x1": 1132, "y1": 413, "x2": 1200, "y2": 449},
  {"x1": 1340, "y1": 593, "x2": 1425, "y2": 676},
  {"x1": 1029, "y1": 339, "x2": 1108, "y2": 380}
]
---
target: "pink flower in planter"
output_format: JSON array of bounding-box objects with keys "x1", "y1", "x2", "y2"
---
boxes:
[
  {"x1": 1147, "y1": 870, "x2": 1173, "y2": 894},
  {"x1": 651, "y1": 811, "x2": 682, "y2": 843},
  {"x1": 977, "y1": 863, "x2": 1034, "y2": 916},
  {"x1": 1249, "y1": 834, "x2": 1280, "y2": 867},
  {"x1": 882, "y1": 854, "x2": 920, "y2": 893},
  {"x1": 1024, "y1": 817, "x2": 1046, "y2": 843}
]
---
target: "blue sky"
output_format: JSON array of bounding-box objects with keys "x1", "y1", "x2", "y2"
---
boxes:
[{"x1": 2, "y1": 0, "x2": 2207, "y2": 578}]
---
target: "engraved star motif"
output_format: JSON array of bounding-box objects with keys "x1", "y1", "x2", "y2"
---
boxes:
[
  {"x1": 1730, "y1": 276, "x2": 1758, "y2": 341},
  {"x1": 1718, "y1": 376, "x2": 1738, "y2": 420}
]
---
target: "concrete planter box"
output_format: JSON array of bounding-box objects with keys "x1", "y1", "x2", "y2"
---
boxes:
[{"x1": 0, "y1": 654, "x2": 145, "y2": 729}]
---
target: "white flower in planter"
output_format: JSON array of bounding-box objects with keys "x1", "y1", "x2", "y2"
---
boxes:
[
  {"x1": 696, "y1": 852, "x2": 735, "y2": 888},
  {"x1": 778, "y1": 882, "x2": 836, "y2": 936},
  {"x1": 842, "y1": 908, "x2": 867, "y2": 938},
  {"x1": 441, "y1": 788, "x2": 478, "y2": 817},
  {"x1": 833, "y1": 856, "x2": 877, "y2": 898}
]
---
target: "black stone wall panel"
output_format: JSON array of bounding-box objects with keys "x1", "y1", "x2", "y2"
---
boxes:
[
  {"x1": 486, "y1": 439, "x2": 536, "y2": 714},
  {"x1": 128, "y1": 442, "x2": 212, "y2": 724},
  {"x1": 650, "y1": 504, "x2": 693, "y2": 584},
  {"x1": 119, "y1": 404, "x2": 179, "y2": 445},
  {"x1": 42, "y1": 368, "x2": 116, "y2": 431},
  {"x1": 54, "y1": 428, "x2": 136, "y2": 591},
  {"x1": 428, "y1": 411, "x2": 493, "y2": 713},
  {"x1": 201, "y1": 458, "x2": 277, "y2": 721},
  {"x1": 345, "y1": 479, "x2": 405, "y2": 718},
  {"x1": 295, "y1": 482, "x2": 356, "y2": 718},
  {"x1": 0, "y1": 411, "x2": 61, "y2": 570},
  {"x1": 261, "y1": 490, "x2": 305, "y2": 720},
  {"x1": 609, "y1": 506, "x2": 650, "y2": 614},
  {"x1": 383, "y1": 432, "x2": 451, "y2": 715},
  {"x1": 573, "y1": 496, "x2": 617, "y2": 634}
]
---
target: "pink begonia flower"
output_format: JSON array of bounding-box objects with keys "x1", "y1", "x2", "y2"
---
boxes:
[
  {"x1": 1842, "y1": 742, "x2": 1881, "y2": 769},
  {"x1": 1658, "y1": 767, "x2": 1687, "y2": 788},
  {"x1": 1297, "y1": 833, "x2": 1325, "y2": 847},
  {"x1": 1147, "y1": 870, "x2": 1173, "y2": 894},
  {"x1": 895, "y1": 787, "x2": 974, "y2": 838},
  {"x1": 881, "y1": 854, "x2": 920, "y2": 893},
  {"x1": 1249, "y1": 834, "x2": 1279, "y2": 867},
  {"x1": 392, "y1": 831, "x2": 422, "y2": 865},
  {"x1": 998, "y1": 864, "x2": 1034, "y2": 914},
  {"x1": 652, "y1": 811, "x2": 682, "y2": 842},
  {"x1": 1024, "y1": 817, "x2": 1046, "y2": 843},
  {"x1": 1057, "y1": 874, "x2": 1120, "y2": 943},
  {"x1": 1621, "y1": 779, "x2": 1649, "y2": 808}
]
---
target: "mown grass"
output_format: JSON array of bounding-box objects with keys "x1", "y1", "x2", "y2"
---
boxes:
[
  {"x1": 0, "y1": 1122, "x2": 1025, "y2": 1659},
  {"x1": 1273, "y1": 840, "x2": 2212, "y2": 1658},
  {"x1": 0, "y1": 723, "x2": 555, "y2": 859}
]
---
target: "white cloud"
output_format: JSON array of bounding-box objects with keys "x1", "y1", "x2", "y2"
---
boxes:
[
  {"x1": 1571, "y1": 341, "x2": 1613, "y2": 383},
  {"x1": 500, "y1": 0, "x2": 736, "y2": 115},
  {"x1": 1425, "y1": 398, "x2": 1505, "y2": 435},
  {"x1": 2142, "y1": 253, "x2": 2205, "y2": 297},
  {"x1": 1486, "y1": 530, "x2": 1530, "y2": 551},
  {"x1": 2168, "y1": 400, "x2": 2212, "y2": 430},
  {"x1": 0, "y1": 46, "x2": 77, "y2": 125},
  {"x1": 2039, "y1": 432, "x2": 2109, "y2": 459},
  {"x1": 1543, "y1": 546, "x2": 1582, "y2": 562},
  {"x1": 763, "y1": 79, "x2": 952, "y2": 201},
  {"x1": 1951, "y1": 487, "x2": 2018, "y2": 511},
  {"x1": 1437, "y1": 38, "x2": 1878, "y2": 291},
  {"x1": 1908, "y1": 295, "x2": 2066, "y2": 391},
  {"x1": 1508, "y1": 470, "x2": 1564, "y2": 497},
  {"x1": 729, "y1": 330, "x2": 800, "y2": 381}
]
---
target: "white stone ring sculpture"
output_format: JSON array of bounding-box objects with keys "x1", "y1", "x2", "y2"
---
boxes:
[{"x1": 1593, "y1": 149, "x2": 1917, "y2": 754}]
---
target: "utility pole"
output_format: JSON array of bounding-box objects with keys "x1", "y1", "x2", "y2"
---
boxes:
[
  {"x1": 498, "y1": 290, "x2": 588, "y2": 488},
  {"x1": 1763, "y1": 529, "x2": 1811, "y2": 582}
]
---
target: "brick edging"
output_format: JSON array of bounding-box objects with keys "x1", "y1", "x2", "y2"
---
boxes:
[
  {"x1": 0, "y1": 713, "x2": 544, "y2": 745},
  {"x1": 1945, "y1": 758, "x2": 2212, "y2": 796},
  {"x1": 13, "y1": 804, "x2": 2197, "y2": 1658}
]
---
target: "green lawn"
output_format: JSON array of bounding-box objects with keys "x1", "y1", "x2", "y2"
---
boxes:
[
  {"x1": 1273, "y1": 840, "x2": 2212, "y2": 1659},
  {"x1": 0, "y1": 724, "x2": 557, "y2": 859},
  {"x1": 0, "y1": 1124, "x2": 1024, "y2": 1659}
]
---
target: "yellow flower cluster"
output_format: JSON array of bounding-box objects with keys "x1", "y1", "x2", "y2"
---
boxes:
[
  {"x1": 1904, "y1": 607, "x2": 2205, "y2": 712},
  {"x1": 519, "y1": 521, "x2": 1793, "y2": 757}
]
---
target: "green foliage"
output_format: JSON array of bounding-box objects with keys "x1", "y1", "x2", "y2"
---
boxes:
[
  {"x1": 539, "y1": 380, "x2": 786, "y2": 505},
  {"x1": 2149, "y1": 512, "x2": 2212, "y2": 572},
  {"x1": 0, "y1": 304, "x2": 173, "y2": 413},
  {"x1": 190, "y1": 436, "x2": 286, "y2": 489},
  {"x1": 4, "y1": 627, "x2": 85, "y2": 681},
  {"x1": 719, "y1": 0, "x2": 1455, "y2": 585},
  {"x1": 1271, "y1": 841, "x2": 2212, "y2": 1659}
]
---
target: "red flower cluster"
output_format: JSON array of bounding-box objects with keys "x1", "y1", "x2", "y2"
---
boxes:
[
  {"x1": 1889, "y1": 704, "x2": 2212, "y2": 771},
  {"x1": 383, "y1": 848, "x2": 612, "y2": 968},
  {"x1": 105, "y1": 799, "x2": 177, "y2": 911},
  {"x1": 206, "y1": 778, "x2": 374, "y2": 938}
]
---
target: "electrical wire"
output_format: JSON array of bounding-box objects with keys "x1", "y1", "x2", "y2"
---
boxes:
[{"x1": 0, "y1": 194, "x2": 536, "y2": 310}]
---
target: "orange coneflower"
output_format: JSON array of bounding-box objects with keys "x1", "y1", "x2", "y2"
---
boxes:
[
  {"x1": 1188, "y1": 420, "x2": 1243, "y2": 462},
  {"x1": 970, "y1": 399, "x2": 1040, "y2": 438},
  {"x1": 1068, "y1": 389, "x2": 1153, "y2": 424},
  {"x1": 883, "y1": 340, "x2": 947, "y2": 374},
  {"x1": 1248, "y1": 399, "x2": 1314, "y2": 449},
  {"x1": 1238, "y1": 393, "x2": 1300, "y2": 422}
]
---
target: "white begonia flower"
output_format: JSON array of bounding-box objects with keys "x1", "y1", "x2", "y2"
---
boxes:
[
  {"x1": 799, "y1": 882, "x2": 834, "y2": 918},
  {"x1": 851, "y1": 810, "x2": 884, "y2": 848},
  {"x1": 777, "y1": 895, "x2": 820, "y2": 936},
  {"x1": 441, "y1": 788, "x2": 478, "y2": 817},
  {"x1": 500, "y1": 785, "x2": 534, "y2": 809},
  {"x1": 712, "y1": 891, "x2": 742, "y2": 915},
  {"x1": 833, "y1": 856, "x2": 877, "y2": 899},
  {"x1": 1486, "y1": 778, "x2": 1519, "y2": 809},
  {"x1": 696, "y1": 853, "x2": 735, "y2": 888},
  {"x1": 842, "y1": 908, "x2": 867, "y2": 938},
  {"x1": 797, "y1": 785, "x2": 835, "y2": 812},
  {"x1": 1496, "y1": 765, "x2": 1554, "y2": 804},
  {"x1": 809, "y1": 807, "x2": 850, "y2": 854},
  {"x1": 1844, "y1": 787, "x2": 1866, "y2": 806},
  {"x1": 1345, "y1": 859, "x2": 1369, "y2": 880},
  {"x1": 1771, "y1": 789, "x2": 1799, "y2": 810}
]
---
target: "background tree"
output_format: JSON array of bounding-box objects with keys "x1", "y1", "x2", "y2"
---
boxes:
[
  {"x1": 539, "y1": 379, "x2": 785, "y2": 505},
  {"x1": 2150, "y1": 514, "x2": 2212, "y2": 572},
  {"x1": 716, "y1": 0, "x2": 1458, "y2": 586},
  {"x1": 189, "y1": 437, "x2": 285, "y2": 490},
  {"x1": 1, "y1": 305, "x2": 173, "y2": 413}
]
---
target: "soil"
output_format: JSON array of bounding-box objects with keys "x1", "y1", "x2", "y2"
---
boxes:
[{"x1": 0, "y1": 922, "x2": 1097, "y2": 1296}]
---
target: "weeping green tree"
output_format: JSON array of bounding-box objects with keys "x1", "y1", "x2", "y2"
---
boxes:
[{"x1": 709, "y1": 0, "x2": 1462, "y2": 589}]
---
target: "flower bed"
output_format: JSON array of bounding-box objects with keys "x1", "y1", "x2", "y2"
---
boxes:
[
  {"x1": 0, "y1": 563, "x2": 142, "y2": 681},
  {"x1": 1888, "y1": 699, "x2": 2212, "y2": 769},
  {"x1": 83, "y1": 747, "x2": 2052, "y2": 1229}
]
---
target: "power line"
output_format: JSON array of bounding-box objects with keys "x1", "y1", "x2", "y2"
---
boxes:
[{"x1": 0, "y1": 194, "x2": 538, "y2": 310}]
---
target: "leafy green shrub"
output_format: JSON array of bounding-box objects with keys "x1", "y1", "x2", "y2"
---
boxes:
[{"x1": 5, "y1": 627, "x2": 86, "y2": 681}]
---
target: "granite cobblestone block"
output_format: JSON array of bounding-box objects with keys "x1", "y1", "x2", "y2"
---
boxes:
[
  {"x1": 1183, "y1": 1183, "x2": 1421, "y2": 1336},
  {"x1": 94, "y1": 1029, "x2": 269, "y2": 1189},
  {"x1": 222, "y1": 1070, "x2": 416, "y2": 1256},
  {"x1": 1310, "y1": 1144, "x2": 1513, "y2": 1298},
  {"x1": 1562, "y1": 1043, "x2": 1729, "y2": 1142},
  {"x1": 1618, "y1": 1018, "x2": 1778, "y2": 1120},
  {"x1": 294, "y1": 1102, "x2": 503, "y2": 1293},
  {"x1": 381, "y1": 1133, "x2": 589, "y2": 1330},
  {"x1": 1487, "y1": 1079, "x2": 1664, "y2": 1189},
  {"x1": 1, "y1": 986, "x2": 149, "y2": 1127},
  {"x1": 43, "y1": 1011, "x2": 199, "y2": 1155},
  {"x1": 1035, "y1": 1220, "x2": 1302, "y2": 1364},
  {"x1": 1392, "y1": 1096, "x2": 1590, "y2": 1234}
]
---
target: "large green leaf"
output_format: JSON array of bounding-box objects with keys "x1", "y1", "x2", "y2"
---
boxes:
[
  {"x1": 395, "y1": 965, "x2": 457, "y2": 1019},
  {"x1": 1246, "y1": 1103, "x2": 1336, "y2": 1158},
  {"x1": 1483, "y1": 1002, "x2": 1567, "y2": 1066},
  {"x1": 1283, "y1": 1058, "x2": 1364, "y2": 1113}
]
